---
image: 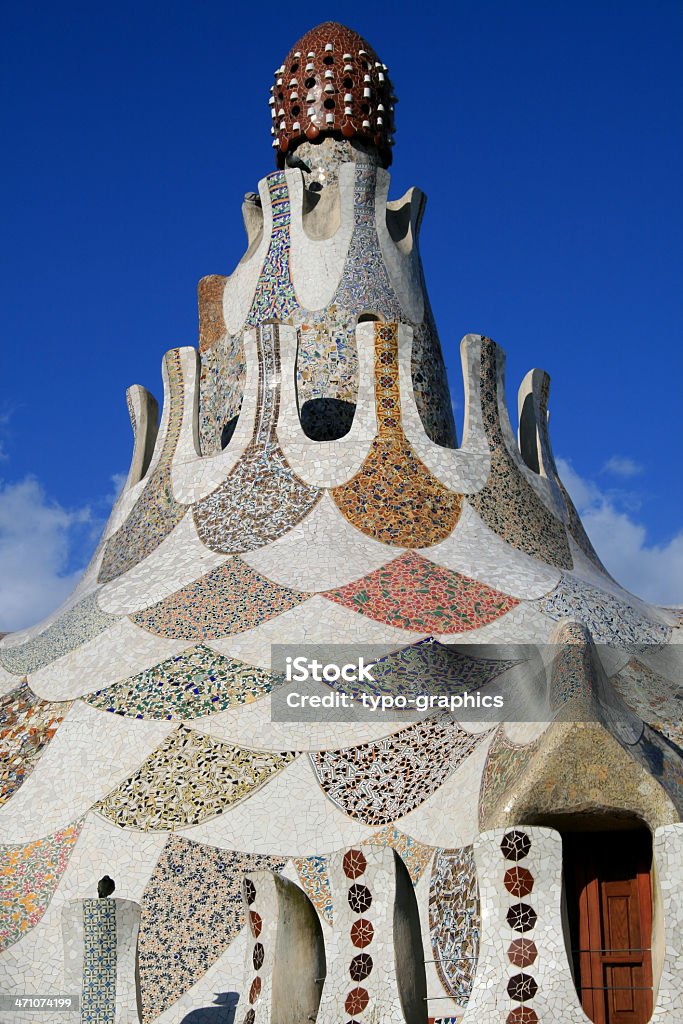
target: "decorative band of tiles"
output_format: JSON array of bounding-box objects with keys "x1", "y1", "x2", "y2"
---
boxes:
[
  {"x1": 500, "y1": 831, "x2": 539, "y2": 1024},
  {"x1": 81, "y1": 898, "x2": 117, "y2": 1024}
]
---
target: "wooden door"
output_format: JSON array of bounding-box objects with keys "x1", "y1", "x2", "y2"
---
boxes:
[{"x1": 564, "y1": 831, "x2": 653, "y2": 1024}]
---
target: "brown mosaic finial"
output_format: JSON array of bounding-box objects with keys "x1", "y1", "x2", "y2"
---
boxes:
[{"x1": 270, "y1": 21, "x2": 396, "y2": 166}]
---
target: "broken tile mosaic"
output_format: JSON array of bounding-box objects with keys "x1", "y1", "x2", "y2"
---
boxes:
[
  {"x1": 0, "y1": 820, "x2": 83, "y2": 952},
  {"x1": 310, "y1": 716, "x2": 490, "y2": 825},
  {"x1": 331, "y1": 322, "x2": 461, "y2": 547},
  {"x1": 95, "y1": 726, "x2": 297, "y2": 830},
  {"x1": 83, "y1": 643, "x2": 273, "y2": 719},
  {"x1": 138, "y1": 836, "x2": 285, "y2": 1023},
  {"x1": 539, "y1": 574, "x2": 671, "y2": 649},
  {"x1": 429, "y1": 846, "x2": 480, "y2": 1006},
  {"x1": 193, "y1": 324, "x2": 321, "y2": 553},
  {"x1": 99, "y1": 350, "x2": 188, "y2": 584},
  {"x1": 1, "y1": 683, "x2": 71, "y2": 805},
  {"x1": 323, "y1": 551, "x2": 519, "y2": 633},
  {"x1": 466, "y1": 340, "x2": 572, "y2": 570},
  {"x1": 130, "y1": 559, "x2": 310, "y2": 639},
  {"x1": 0, "y1": 594, "x2": 118, "y2": 676}
]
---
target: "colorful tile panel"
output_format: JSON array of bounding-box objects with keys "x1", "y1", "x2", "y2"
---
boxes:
[
  {"x1": 96, "y1": 726, "x2": 297, "y2": 830},
  {"x1": 293, "y1": 854, "x2": 334, "y2": 924},
  {"x1": 332, "y1": 322, "x2": 462, "y2": 546},
  {"x1": 83, "y1": 644, "x2": 273, "y2": 720},
  {"x1": 81, "y1": 899, "x2": 117, "y2": 1024},
  {"x1": 366, "y1": 825, "x2": 433, "y2": 883},
  {"x1": 1, "y1": 683, "x2": 71, "y2": 805},
  {"x1": 99, "y1": 350, "x2": 187, "y2": 584},
  {"x1": 323, "y1": 551, "x2": 519, "y2": 633},
  {"x1": 138, "y1": 836, "x2": 285, "y2": 1023},
  {"x1": 0, "y1": 820, "x2": 83, "y2": 952},
  {"x1": 310, "y1": 716, "x2": 490, "y2": 825},
  {"x1": 466, "y1": 339, "x2": 572, "y2": 569},
  {"x1": 429, "y1": 846, "x2": 480, "y2": 1005},
  {"x1": 539, "y1": 574, "x2": 671, "y2": 649},
  {"x1": 130, "y1": 559, "x2": 310, "y2": 639},
  {"x1": 193, "y1": 323, "x2": 321, "y2": 552},
  {"x1": 0, "y1": 595, "x2": 118, "y2": 676},
  {"x1": 344, "y1": 637, "x2": 519, "y2": 704}
]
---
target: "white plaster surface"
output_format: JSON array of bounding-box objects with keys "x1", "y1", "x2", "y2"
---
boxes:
[
  {"x1": 97, "y1": 515, "x2": 229, "y2": 615},
  {"x1": 29, "y1": 620, "x2": 186, "y2": 701},
  {"x1": 177, "y1": 756, "x2": 376, "y2": 856},
  {"x1": 241, "y1": 493, "x2": 401, "y2": 591},
  {"x1": 0, "y1": 703, "x2": 172, "y2": 843}
]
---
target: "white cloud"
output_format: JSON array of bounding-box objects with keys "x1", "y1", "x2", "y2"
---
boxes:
[
  {"x1": 557, "y1": 457, "x2": 683, "y2": 607},
  {"x1": 601, "y1": 455, "x2": 644, "y2": 478},
  {"x1": 0, "y1": 477, "x2": 94, "y2": 633}
]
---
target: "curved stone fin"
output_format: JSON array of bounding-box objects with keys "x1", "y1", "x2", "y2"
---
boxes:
[
  {"x1": 517, "y1": 368, "x2": 611, "y2": 573},
  {"x1": 125, "y1": 385, "x2": 159, "y2": 489},
  {"x1": 239, "y1": 870, "x2": 326, "y2": 1024},
  {"x1": 517, "y1": 368, "x2": 558, "y2": 481},
  {"x1": 317, "y1": 845, "x2": 428, "y2": 1024},
  {"x1": 459, "y1": 334, "x2": 490, "y2": 455},
  {"x1": 386, "y1": 185, "x2": 426, "y2": 256},
  {"x1": 466, "y1": 338, "x2": 572, "y2": 569}
]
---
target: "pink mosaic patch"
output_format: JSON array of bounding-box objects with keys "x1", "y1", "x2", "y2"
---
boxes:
[{"x1": 323, "y1": 552, "x2": 518, "y2": 633}]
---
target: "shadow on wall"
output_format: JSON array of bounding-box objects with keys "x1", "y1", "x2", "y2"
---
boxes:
[{"x1": 180, "y1": 992, "x2": 239, "y2": 1024}]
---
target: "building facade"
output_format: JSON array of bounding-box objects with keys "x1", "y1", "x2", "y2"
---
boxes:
[{"x1": 1, "y1": 21, "x2": 681, "y2": 1024}]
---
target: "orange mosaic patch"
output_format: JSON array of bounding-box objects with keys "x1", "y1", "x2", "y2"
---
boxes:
[{"x1": 332, "y1": 323, "x2": 461, "y2": 546}]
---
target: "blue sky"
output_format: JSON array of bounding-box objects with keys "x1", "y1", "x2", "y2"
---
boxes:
[{"x1": 1, "y1": 1, "x2": 682, "y2": 628}]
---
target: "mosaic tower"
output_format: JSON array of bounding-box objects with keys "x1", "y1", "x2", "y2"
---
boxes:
[{"x1": 1, "y1": 21, "x2": 681, "y2": 1024}]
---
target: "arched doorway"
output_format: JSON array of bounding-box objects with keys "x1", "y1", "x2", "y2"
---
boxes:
[{"x1": 534, "y1": 816, "x2": 655, "y2": 1024}]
